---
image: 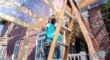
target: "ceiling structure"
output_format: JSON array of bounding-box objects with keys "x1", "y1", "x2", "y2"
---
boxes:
[{"x1": 0, "y1": 0, "x2": 64, "y2": 28}]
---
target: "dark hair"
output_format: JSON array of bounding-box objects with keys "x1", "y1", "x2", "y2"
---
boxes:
[
  {"x1": 50, "y1": 18, "x2": 56, "y2": 25},
  {"x1": 2, "y1": 20, "x2": 7, "y2": 24}
]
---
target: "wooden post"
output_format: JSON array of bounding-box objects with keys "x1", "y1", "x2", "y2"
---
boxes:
[{"x1": 21, "y1": 25, "x2": 29, "y2": 60}]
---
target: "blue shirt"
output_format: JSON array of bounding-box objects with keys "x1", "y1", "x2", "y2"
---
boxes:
[{"x1": 45, "y1": 23, "x2": 62, "y2": 43}]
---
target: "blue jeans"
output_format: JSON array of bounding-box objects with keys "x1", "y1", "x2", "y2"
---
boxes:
[{"x1": 45, "y1": 46, "x2": 61, "y2": 60}]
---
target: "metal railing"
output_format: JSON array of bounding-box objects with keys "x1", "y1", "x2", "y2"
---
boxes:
[
  {"x1": 11, "y1": 40, "x2": 21, "y2": 60},
  {"x1": 0, "y1": 45, "x2": 7, "y2": 60},
  {"x1": 68, "y1": 51, "x2": 87, "y2": 60},
  {"x1": 35, "y1": 32, "x2": 46, "y2": 60},
  {"x1": 35, "y1": 32, "x2": 64, "y2": 60}
]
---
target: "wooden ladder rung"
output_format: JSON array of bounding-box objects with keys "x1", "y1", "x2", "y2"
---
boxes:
[
  {"x1": 57, "y1": 41, "x2": 69, "y2": 47},
  {"x1": 62, "y1": 25, "x2": 71, "y2": 32}
]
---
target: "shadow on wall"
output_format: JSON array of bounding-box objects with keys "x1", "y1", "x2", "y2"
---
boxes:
[{"x1": 7, "y1": 25, "x2": 26, "y2": 58}]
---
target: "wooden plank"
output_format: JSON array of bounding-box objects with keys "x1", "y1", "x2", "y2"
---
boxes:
[
  {"x1": 69, "y1": 0, "x2": 99, "y2": 60},
  {"x1": 47, "y1": 0, "x2": 67, "y2": 60},
  {"x1": 0, "y1": 13, "x2": 27, "y2": 27},
  {"x1": 28, "y1": 18, "x2": 48, "y2": 30},
  {"x1": 21, "y1": 29, "x2": 29, "y2": 60}
]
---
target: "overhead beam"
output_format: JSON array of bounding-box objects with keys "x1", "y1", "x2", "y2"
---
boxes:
[
  {"x1": 0, "y1": 13, "x2": 27, "y2": 27},
  {"x1": 78, "y1": 0, "x2": 98, "y2": 9},
  {"x1": 28, "y1": 18, "x2": 48, "y2": 30},
  {"x1": 28, "y1": 6, "x2": 73, "y2": 30}
]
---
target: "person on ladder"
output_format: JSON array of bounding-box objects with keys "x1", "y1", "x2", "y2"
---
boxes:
[{"x1": 42, "y1": 15, "x2": 63, "y2": 60}]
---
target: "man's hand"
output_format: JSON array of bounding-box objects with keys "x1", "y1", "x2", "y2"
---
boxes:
[{"x1": 41, "y1": 25, "x2": 47, "y2": 32}]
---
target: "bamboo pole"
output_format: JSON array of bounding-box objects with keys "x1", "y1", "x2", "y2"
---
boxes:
[{"x1": 28, "y1": 18, "x2": 48, "y2": 30}]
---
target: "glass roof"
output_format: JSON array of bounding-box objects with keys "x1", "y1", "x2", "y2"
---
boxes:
[
  {"x1": 0, "y1": 0, "x2": 51, "y2": 25},
  {"x1": 20, "y1": 0, "x2": 50, "y2": 18},
  {"x1": 90, "y1": 0, "x2": 107, "y2": 8}
]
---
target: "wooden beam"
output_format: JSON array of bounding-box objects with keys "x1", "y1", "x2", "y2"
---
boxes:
[
  {"x1": 80, "y1": 14, "x2": 101, "y2": 51},
  {"x1": 28, "y1": 18, "x2": 48, "y2": 30},
  {"x1": 47, "y1": 0, "x2": 67, "y2": 60},
  {"x1": 43, "y1": 0, "x2": 73, "y2": 19},
  {"x1": 21, "y1": 29, "x2": 29, "y2": 60},
  {"x1": 78, "y1": 0, "x2": 98, "y2": 9},
  {"x1": 69, "y1": 0, "x2": 99, "y2": 60},
  {"x1": 0, "y1": 13, "x2": 27, "y2": 27}
]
